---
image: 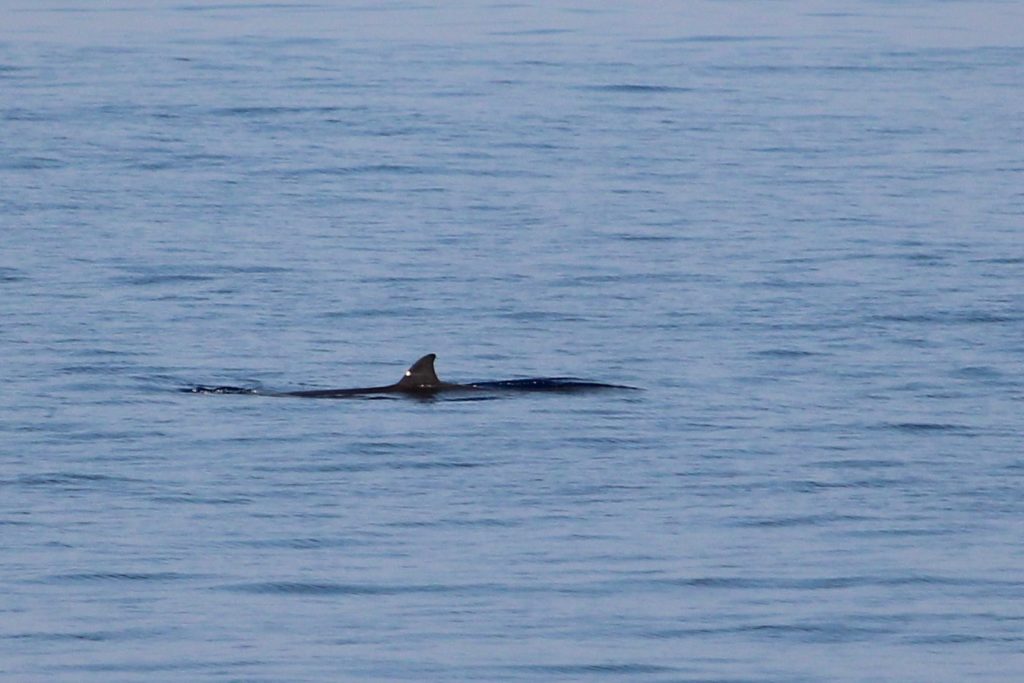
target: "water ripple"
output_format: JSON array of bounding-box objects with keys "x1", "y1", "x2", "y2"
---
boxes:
[{"x1": 221, "y1": 581, "x2": 492, "y2": 596}]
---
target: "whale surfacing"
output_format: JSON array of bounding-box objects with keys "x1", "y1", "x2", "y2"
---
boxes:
[
  {"x1": 287, "y1": 353, "x2": 455, "y2": 398},
  {"x1": 184, "y1": 353, "x2": 636, "y2": 399}
]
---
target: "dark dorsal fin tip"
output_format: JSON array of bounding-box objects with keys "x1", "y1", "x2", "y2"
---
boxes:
[{"x1": 398, "y1": 353, "x2": 441, "y2": 387}]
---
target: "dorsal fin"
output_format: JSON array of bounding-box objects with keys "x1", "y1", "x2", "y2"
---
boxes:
[{"x1": 396, "y1": 353, "x2": 441, "y2": 389}]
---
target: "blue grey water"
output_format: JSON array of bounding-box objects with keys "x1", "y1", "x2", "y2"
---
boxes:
[{"x1": 2, "y1": 1, "x2": 1023, "y2": 681}]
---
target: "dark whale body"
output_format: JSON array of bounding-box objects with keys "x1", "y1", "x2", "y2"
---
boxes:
[{"x1": 184, "y1": 353, "x2": 635, "y2": 399}]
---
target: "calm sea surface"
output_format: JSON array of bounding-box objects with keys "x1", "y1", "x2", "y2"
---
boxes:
[{"x1": 2, "y1": 1, "x2": 1023, "y2": 681}]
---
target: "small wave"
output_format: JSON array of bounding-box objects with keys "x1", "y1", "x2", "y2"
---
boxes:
[
  {"x1": 643, "y1": 574, "x2": 989, "y2": 590},
  {"x1": 5, "y1": 627, "x2": 165, "y2": 642},
  {"x1": 220, "y1": 581, "x2": 486, "y2": 596},
  {"x1": 0, "y1": 267, "x2": 27, "y2": 282},
  {"x1": 498, "y1": 310, "x2": 586, "y2": 322},
  {"x1": 225, "y1": 537, "x2": 358, "y2": 550},
  {"x1": 389, "y1": 460, "x2": 483, "y2": 470},
  {"x1": 280, "y1": 163, "x2": 435, "y2": 178},
  {"x1": 149, "y1": 494, "x2": 252, "y2": 505},
  {"x1": 885, "y1": 422, "x2": 969, "y2": 433},
  {"x1": 733, "y1": 513, "x2": 868, "y2": 528},
  {"x1": 951, "y1": 365, "x2": 1003, "y2": 379},
  {"x1": 1, "y1": 156, "x2": 65, "y2": 170},
  {"x1": 754, "y1": 348, "x2": 821, "y2": 358},
  {"x1": 815, "y1": 458, "x2": 904, "y2": 470},
  {"x1": 907, "y1": 633, "x2": 990, "y2": 645},
  {"x1": 115, "y1": 274, "x2": 217, "y2": 286},
  {"x1": 5, "y1": 631, "x2": 112, "y2": 642},
  {"x1": 581, "y1": 84, "x2": 693, "y2": 93},
  {"x1": 644, "y1": 34, "x2": 779, "y2": 44},
  {"x1": 48, "y1": 571, "x2": 199, "y2": 583},
  {"x1": 217, "y1": 264, "x2": 291, "y2": 274},
  {"x1": 647, "y1": 621, "x2": 891, "y2": 643},
  {"x1": 491, "y1": 28, "x2": 574, "y2": 37},
  {"x1": 509, "y1": 663, "x2": 678, "y2": 675},
  {"x1": 3, "y1": 472, "x2": 138, "y2": 488},
  {"x1": 211, "y1": 104, "x2": 346, "y2": 116},
  {"x1": 974, "y1": 256, "x2": 1024, "y2": 264},
  {"x1": 256, "y1": 458, "x2": 482, "y2": 474},
  {"x1": 846, "y1": 527, "x2": 958, "y2": 538},
  {"x1": 872, "y1": 312, "x2": 1017, "y2": 324}
]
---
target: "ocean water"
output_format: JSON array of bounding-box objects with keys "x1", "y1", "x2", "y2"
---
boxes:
[{"x1": 2, "y1": 1, "x2": 1023, "y2": 681}]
